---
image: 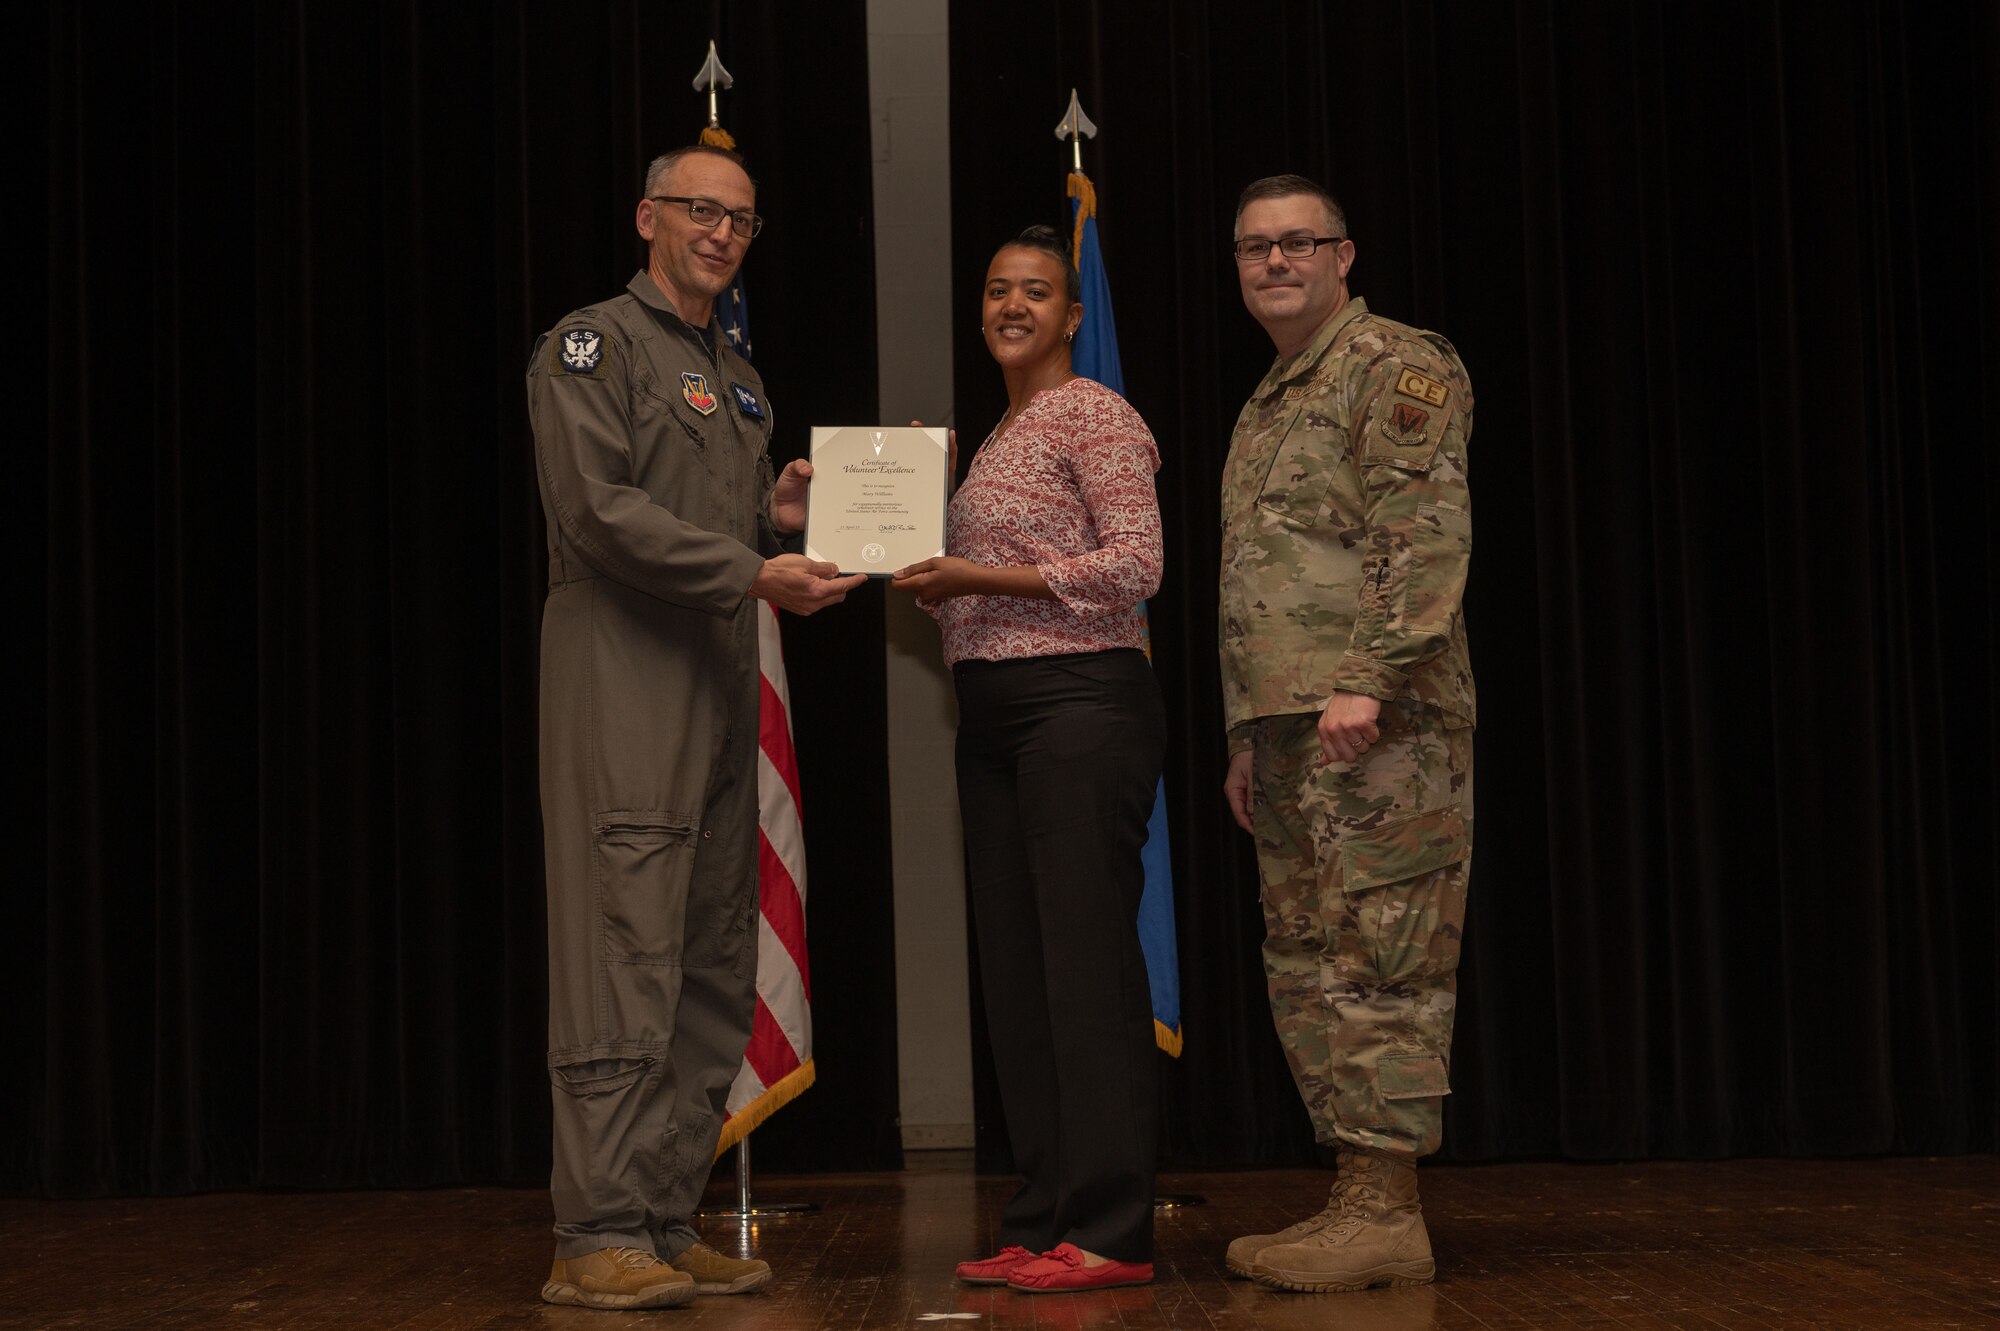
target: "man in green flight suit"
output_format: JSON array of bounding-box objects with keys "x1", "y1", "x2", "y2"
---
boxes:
[
  {"x1": 526, "y1": 144, "x2": 862, "y2": 1310},
  {"x1": 1217, "y1": 174, "x2": 1477, "y2": 1294}
]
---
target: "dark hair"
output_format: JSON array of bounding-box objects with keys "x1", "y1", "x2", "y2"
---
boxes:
[
  {"x1": 1233, "y1": 174, "x2": 1348, "y2": 241},
  {"x1": 997, "y1": 224, "x2": 1081, "y2": 304},
  {"x1": 644, "y1": 144, "x2": 751, "y2": 197}
]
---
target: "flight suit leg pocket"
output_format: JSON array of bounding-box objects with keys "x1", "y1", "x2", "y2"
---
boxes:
[
  {"x1": 594, "y1": 811, "x2": 696, "y2": 1042},
  {"x1": 548, "y1": 1046, "x2": 664, "y2": 1226},
  {"x1": 594, "y1": 810, "x2": 697, "y2": 959}
]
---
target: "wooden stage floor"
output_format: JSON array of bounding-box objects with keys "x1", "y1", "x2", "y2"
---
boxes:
[{"x1": 3, "y1": 1157, "x2": 1995, "y2": 1329}]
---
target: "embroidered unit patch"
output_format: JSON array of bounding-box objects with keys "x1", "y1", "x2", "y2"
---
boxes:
[
  {"x1": 731, "y1": 383, "x2": 764, "y2": 419},
  {"x1": 1391, "y1": 402, "x2": 1430, "y2": 435},
  {"x1": 559, "y1": 328, "x2": 602, "y2": 373},
  {"x1": 682, "y1": 372, "x2": 718, "y2": 416},
  {"x1": 1395, "y1": 367, "x2": 1449, "y2": 408}
]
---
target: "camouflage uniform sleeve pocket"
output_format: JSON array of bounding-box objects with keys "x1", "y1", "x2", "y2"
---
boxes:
[
  {"x1": 1401, "y1": 502, "x2": 1473, "y2": 637},
  {"x1": 1339, "y1": 803, "x2": 1469, "y2": 895}
]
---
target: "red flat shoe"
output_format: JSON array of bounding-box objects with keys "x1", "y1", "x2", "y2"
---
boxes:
[
  {"x1": 955, "y1": 1245, "x2": 1037, "y2": 1284},
  {"x1": 1006, "y1": 1243, "x2": 1154, "y2": 1293}
]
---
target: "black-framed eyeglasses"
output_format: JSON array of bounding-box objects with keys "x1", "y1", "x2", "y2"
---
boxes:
[
  {"x1": 1233, "y1": 235, "x2": 1342, "y2": 261},
  {"x1": 650, "y1": 195, "x2": 764, "y2": 238}
]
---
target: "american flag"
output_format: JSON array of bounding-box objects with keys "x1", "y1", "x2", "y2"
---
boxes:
[{"x1": 715, "y1": 601, "x2": 815, "y2": 1150}]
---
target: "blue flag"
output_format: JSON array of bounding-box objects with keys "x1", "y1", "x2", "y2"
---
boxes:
[{"x1": 1068, "y1": 171, "x2": 1183, "y2": 1057}]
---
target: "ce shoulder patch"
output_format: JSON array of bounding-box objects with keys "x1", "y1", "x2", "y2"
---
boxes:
[
  {"x1": 553, "y1": 326, "x2": 604, "y2": 375},
  {"x1": 1395, "y1": 366, "x2": 1450, "y2": 409}
]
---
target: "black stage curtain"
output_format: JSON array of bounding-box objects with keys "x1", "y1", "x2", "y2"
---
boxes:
[
  {"x1": 950, "y1": 0, "x2": 1997, "y2": 1166},
  {"x1": 21, "y1": 0, "x2": 1997, "y2": 1199},
  {"x1": 21, "y1": 0, "x2": 898, "y2": 1198}
]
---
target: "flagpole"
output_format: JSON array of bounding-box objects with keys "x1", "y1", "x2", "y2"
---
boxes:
[
  {"x1": 698, "y1": 1135, "x2": 821, "y2": 1220},
  {"x1": 684, "y1": 39, "x2": 818, "y2": 1225},
  {"x1": 1057, "y1": 88, "x2": 1205, "y2": 1214}
]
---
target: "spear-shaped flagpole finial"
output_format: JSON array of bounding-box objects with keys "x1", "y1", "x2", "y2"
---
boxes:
[
  {"x1": 1053, "y1": 88, "x2": 1097, "y2": 174},
  {"x1": 692, "y1": 39, "x2": 734, "y2": 129}
]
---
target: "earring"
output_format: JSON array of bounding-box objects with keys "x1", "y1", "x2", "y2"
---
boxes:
[{"x1": 1063, "y1": 331, "x2": 1074, "y2": 343}]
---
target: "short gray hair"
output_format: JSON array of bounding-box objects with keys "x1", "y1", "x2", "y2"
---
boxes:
[
  {"x1": 1233, "y1": 174, "x2": 1348, "y2": 241},
  {"x1": 643, "y1": 144, "x2": 750, "y2": 198}
]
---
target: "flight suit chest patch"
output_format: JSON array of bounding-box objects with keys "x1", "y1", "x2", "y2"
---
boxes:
[
  {"x1": 682, "y1": 372, "x2": 719, "y2": 416},
  {"x1": 730, "y1": 383, "x2": 764, "y2": 420}
]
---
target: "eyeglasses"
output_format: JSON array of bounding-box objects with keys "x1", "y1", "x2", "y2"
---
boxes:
[
  {"x1": 1233, "y1": 235, "x2": 1343, "y2": 261},
  {"x1": 650, "y1": 195, "x2": 764, "y2": 238}
]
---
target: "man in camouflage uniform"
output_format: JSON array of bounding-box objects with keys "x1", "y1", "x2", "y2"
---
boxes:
[{"x1": 1217, "y1": 174, "x2": 1475, "y2": 1293}]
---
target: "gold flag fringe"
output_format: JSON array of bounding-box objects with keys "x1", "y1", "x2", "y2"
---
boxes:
[
  {"x1": 712, "y1": 1058, "x2": 817, "y2": 1158},
  {"x1": 1066, "y1": 171, "x2": 1097, "y2": 267},
  {"x1": 700, "y1": 124, "x2": 737, "y2": 151}
]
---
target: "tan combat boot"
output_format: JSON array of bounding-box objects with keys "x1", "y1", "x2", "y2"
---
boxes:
[
  {"x1": 1251, "y1": 1149, "x2": 1434, "y2": 1292},
  {"x1": 671, "y1": 1240, "x2": 774, "y2": 1294},
  {"x1": 1223, "y1": 1174, "x2": 1353, "y2": 1278},
  {"x1": 541, "y1": 1245, "x2": 696, "y2": 1309}
]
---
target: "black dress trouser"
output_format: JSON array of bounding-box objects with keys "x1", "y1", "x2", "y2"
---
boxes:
[{"x1": 953, "y1": 647, "x2": 1165, "y2": 1262}]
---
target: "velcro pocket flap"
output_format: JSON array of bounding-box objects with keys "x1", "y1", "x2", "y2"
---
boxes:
[
  {"x1": 1378, "y1": 1053, "x2": 1452, "y2": 1101},
  {"x1": 1339, "y1": 803, "x2": 1469, "y2": 895}
]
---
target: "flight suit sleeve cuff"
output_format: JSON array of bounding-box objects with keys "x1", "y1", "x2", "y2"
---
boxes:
[
  {"x1": 1331, "y1": 653, "x2": 1409, "y2": 701},
  {"x1": 724, "y1": 542, "x2": 769, "y2": 605},
  {"x1": 760, "y1": 509, "x2": 804, "y2": 558}
]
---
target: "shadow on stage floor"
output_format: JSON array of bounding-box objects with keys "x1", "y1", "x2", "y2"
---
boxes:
[{"x1": 2, "y1": 1157, "x2": 1995, "y2": 1329}]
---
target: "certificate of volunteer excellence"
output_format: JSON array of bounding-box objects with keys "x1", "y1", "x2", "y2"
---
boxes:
[{"x1": 804, "y1": 426, "x2": 950, "y2": 575}]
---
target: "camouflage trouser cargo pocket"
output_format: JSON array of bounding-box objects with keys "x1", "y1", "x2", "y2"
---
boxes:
[
  {"x1": 1251, "y1": 706, "x2": 1474, "y2": 1157},
  {"x1": 1336, "y1": 802, "x2": 1470, "y2": 984},
  {"x1": 1323, "y1": 800, "x2": 1471, "y2": 1144}
]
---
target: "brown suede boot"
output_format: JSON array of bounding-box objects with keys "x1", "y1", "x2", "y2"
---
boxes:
[
  {"x1": 672, "y1": 1240, "x2": 774, "y2": 1295},
  {"x1": 541, "y1": 1246, "x2": 696, "y2": 1309},
  {"x1": 1223, "y1": 1174, "x2": 1353, "y2": 1278},
  {"x1": 1251, "y1": 1149, "x2": 1434, "y2": 1292}
]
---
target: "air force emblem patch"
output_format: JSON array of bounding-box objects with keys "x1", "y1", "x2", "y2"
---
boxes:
[
  {"x1": 731, "y1": 383, "x2": 764, "y2": 419},
  {"x1": 559, "y1": 328, "x2": 602, "y2": 373},
  {"x1": 1390, "y1": 402, "x2": 1430, "y2": 436},
  {"x1": 682, "y1": 372, "x2": 718, "y2": 415}
]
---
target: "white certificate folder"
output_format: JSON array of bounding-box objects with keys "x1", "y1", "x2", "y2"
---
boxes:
[{"x1": 803, "y1": 426, "x2": 950, "y2": 576}]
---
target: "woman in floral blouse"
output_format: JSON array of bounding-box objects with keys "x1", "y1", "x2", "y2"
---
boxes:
[{"x1": 894, "y1": 225, "x2": 1165, "y2": 1295}]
